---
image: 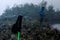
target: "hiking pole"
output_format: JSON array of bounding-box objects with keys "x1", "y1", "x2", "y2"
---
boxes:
[
  {"x1": 17, "y1": 16, "x2": 23, "y2": 40},
  {"x1": 11, "y1": 15, "x2": 23, "y2": 40}
]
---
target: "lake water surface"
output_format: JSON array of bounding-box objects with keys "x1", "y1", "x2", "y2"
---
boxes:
[{"x1": 51, "y1": 24, "x2": 60, "y2": 31}]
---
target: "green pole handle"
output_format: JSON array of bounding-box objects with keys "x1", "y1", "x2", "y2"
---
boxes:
[{"x1": 17, "y1": 32, "x2": 21, "y2": 40}]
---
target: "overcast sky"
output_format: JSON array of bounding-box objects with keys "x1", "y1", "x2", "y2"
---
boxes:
[{"x1": 0, "y1": 0, "x2": 60, "y2": 15}]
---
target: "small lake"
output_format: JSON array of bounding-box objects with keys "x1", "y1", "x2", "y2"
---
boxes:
[{"x1": 51, "y1": 24, "x2": 60, "y2": 31}]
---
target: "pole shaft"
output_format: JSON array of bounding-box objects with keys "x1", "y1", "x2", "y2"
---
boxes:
[{"x1": 17, "y1": 32, "x2": 21, "y2": 40}]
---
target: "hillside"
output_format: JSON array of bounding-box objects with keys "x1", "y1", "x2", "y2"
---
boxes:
[{"x1": 0, "y1": 3, "x2": 60, "y2": 40}]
